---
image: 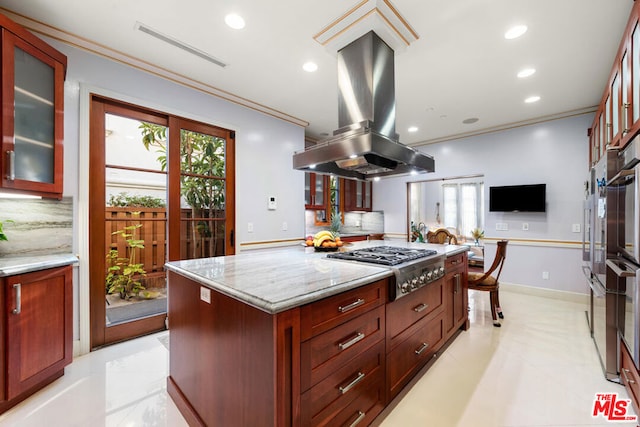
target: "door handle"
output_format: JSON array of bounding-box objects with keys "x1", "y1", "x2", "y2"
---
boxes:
[
  {"x1": 229, "y1": 229, "x2": 234, "y2": 247},
  {"x1": 12, "y1": 283, "x2": 21, "y2": 314},
  {"x1": 6, "y1": 150, "x2": 15, "y2": 180}
]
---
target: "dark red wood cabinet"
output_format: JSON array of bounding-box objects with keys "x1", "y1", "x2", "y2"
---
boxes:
[
  {"x1": 0, "y1": 13, "x2": 67, "y2": 199},
  {"x1": 0, "y1": 265, "x2": 73, "y2": 414}
]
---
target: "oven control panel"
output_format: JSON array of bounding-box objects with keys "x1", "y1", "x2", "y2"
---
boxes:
[{"x1": 393, "y1": 258, "x2": 445, "y2": 300}]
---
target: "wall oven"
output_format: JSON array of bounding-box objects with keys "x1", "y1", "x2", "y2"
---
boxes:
[{"x1": 607, "y1": 258, "x2": 640, "y2": 369}]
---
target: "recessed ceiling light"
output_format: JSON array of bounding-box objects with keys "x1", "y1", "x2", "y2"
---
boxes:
[
  {"x1": 225, "y1": 13, "x2": 245, "y2": 30},
  {"x1": 408, "y1": 126, "x2": 418, "y2": 133},
  {"x1": 373, "y1": 177, "x2": 381, "y2": 182},
  {"x1": 504, "y1": 25, "x2": 527, "y2": 39},
  {"x1": 462, "y1": 118, "x2": 479, "y2": 124},
  {"x1": 525, "y1": 95, "x2": 541, "y2": 103},
  {"x1": 349, "y1": 154, "x2": 358, "y2": 159},
  {"x1": 309, "y1": 164, "x2": 316, "y2": 169},
  {"x1": 302, "y1": 62, "x2": 318, "y2": 72},
  {"x1": 517, "y1": 68, "x2": 536, "y2": 78}
]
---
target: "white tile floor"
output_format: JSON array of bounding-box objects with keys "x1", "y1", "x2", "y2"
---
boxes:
[{"x1": 0, "y1": 289, "x2": 636, "y2": 426}]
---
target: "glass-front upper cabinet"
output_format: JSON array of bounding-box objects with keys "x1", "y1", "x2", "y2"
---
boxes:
[{"x1": 1, "y1": 23, "x2": 66, "y2": 198}]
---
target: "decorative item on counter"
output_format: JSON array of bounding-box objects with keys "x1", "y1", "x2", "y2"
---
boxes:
[
  {"x1": 470, "y1": 228, "x2": 484, "y2": 246},
  {"x1": 306, "y1": 230, "x2": 343, "y2": 251},
  {"x1": 410, "y1": 221, "x2": 426, "y2": 242},
  {"x1": 0, "y1": 219, "x2": 13, "y2": 241}
]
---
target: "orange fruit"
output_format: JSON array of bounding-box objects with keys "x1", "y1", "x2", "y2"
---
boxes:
[
  {"x1": 306, "y1": 239, "x2": 313, "y2": 246},
  {"x1": 336, "y1": 240, "x2": 344, "y2": 247},
  {"x1": 328, "y1": 241, "x2": 337, "y2": 248}
]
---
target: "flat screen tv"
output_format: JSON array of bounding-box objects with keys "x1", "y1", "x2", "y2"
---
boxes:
[{"x1": 489, "y1": 184, "x2": 546, "y2": 212}]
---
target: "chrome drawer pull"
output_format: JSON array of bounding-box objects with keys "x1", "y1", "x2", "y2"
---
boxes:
[
  {"x1": 338, "y1": 298, "x2": 365, "y2": 313},
  {"x1": 12, "y1": 283, "x2": 21, "y2": 314},
  {"x1": 338, "y1": 332, "x2": 365, "y2": 350},
  {"x1": 415, "y1": 342, "x2": 429, "y2": 355},
  {"x1": 623, "y1": 368, "x2": 636, "y2": 385},
  {"x1": 413, "y1": 303, "x2": 428, "y2": 312},
  {"x1": 339, "y1": 371, "x2": 365, "y2": 394},
  {"x1": 348, "y1": 410, "x2": 366, "y2": 427}
]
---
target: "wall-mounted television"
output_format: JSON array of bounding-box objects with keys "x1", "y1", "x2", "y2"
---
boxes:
[{"x1": 489, "y1": 184, "x2": 546, "y2": 212}]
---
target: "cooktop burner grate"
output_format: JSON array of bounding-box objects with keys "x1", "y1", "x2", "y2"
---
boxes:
[{"x1": 326, "y1": 246, "x2": 438, "y2": 266}]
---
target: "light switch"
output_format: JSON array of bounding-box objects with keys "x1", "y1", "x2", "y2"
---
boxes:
[
  {"x1": 268, "y1": 196, "x2": 277, "y2": 210},
  {"x1": 572, "y1": 223, "x2": 581, "y2": 233}
]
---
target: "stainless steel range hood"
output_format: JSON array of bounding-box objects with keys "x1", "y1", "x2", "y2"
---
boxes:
[{"x1": 293, "y1": 31, "x2": 435, "y2": 180}]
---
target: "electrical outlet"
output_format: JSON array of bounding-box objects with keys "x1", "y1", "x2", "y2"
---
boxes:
[
  {"x1": 200, "y1": 287, "x2": 211, "y2": 304},
  {"x1": 282, "y1": 222, "x2": 288, "y2": 231},
  {"x1": 248, "y1": 222, "x2": 254, "y2": 232},
  {"x1": 522, "y1": 223, "x2": 529, "y2": 231},
  {"x1": 572, "y1": 223, "x2": 581, "y2": 233},
  {"x1": 542, "y1": 271, "x2": 550, "y2": 280},
  {"x1": 496, "y1": 223, "x2": 508, "y2": 231}
]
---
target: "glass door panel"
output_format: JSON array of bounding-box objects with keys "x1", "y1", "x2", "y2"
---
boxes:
[
  {"x1": 104, "y1": 114, "x2": 168, "y2": 328},
  {"x1": 634, "y1": 23, "x2": 640, "y2": 123},
  {"x1": 13, "y1": 46, "x2": 55, "y2": 183},
  {"x1": 179, "y1": 128, "x2": 227, "y2": 260}
]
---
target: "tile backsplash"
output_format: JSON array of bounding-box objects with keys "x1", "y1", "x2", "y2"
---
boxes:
[{"x1": 0, "y1": 197, "x2": 73, "y2": 257}]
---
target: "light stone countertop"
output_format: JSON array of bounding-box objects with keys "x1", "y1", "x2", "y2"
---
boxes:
[
  {"x1": 0, "y1": 253, "x2": 78, "y2": 277},
  {"x1": 165, "y1": 241, "x2": 469, "y2": 314}
]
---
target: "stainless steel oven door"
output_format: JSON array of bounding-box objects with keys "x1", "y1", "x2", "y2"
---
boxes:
[
  {"x1": 621, "y1": 167, "x2": 638, "y2": 264},
  {"x1": 590, "y1": 274, "x2": 607, "y2": 373},
  {"x1": 608, "y1": 257, "x2": 640, "y2": 368}
]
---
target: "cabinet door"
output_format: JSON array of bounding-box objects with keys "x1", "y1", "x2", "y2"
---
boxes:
[
  {"x1": 611, "y1": 71, "x2": 621, "y2": 145},
  {"x1": 1, "y1": 31, "x2": 65, "y2": 197},
  {"x1": 632, "y1": 19, "x2": 640, "y2": 137},
  {"x1": 5, "y1": 266, "x2": 72, "y2": 399},
  {"x1": 305, "y1": 173, "x2": 328, "y2": 210}
]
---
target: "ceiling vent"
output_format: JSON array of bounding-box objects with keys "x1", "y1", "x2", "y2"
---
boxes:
[{"x1": 134, "y1": 21, "x2": 227, "y2": 68}]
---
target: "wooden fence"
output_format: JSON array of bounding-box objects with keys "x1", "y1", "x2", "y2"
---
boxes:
[
  {"x1": 105, "y1": 207, "x2": 226, "y2": 288},
  {"x1": 106, "y1": 207, "x2": 167, "y2": 288}
]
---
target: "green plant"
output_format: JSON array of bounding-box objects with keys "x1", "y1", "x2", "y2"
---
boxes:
[
  {"x1": 106, "y1": 218, "x2": 146, "y2": 299},
  {"x1": 0, "y1": 219, "x2": 14, "y2": 241},
  {"x1": 140, "y1": 122, "x2": 226, "y2": 258},
  {"x1": 108, "y1": 192, "x2": 166, "y2": 208}
]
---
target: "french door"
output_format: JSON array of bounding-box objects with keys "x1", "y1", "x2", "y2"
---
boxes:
[{"x1": 89, "y1": 95, "x2": 235, "y2": 348}]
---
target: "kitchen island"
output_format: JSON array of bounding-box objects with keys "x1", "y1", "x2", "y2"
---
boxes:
[{"x1": 165, "y1": 241, "x2": 468, "y2": 426}]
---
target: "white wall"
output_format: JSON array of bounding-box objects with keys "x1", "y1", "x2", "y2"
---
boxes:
[
  {"x1": 46, "y1": 38, "x2": 306, "y2": 346},
  {"x1": 374, "y1": 114, "x2": 592, "y2": 294}
]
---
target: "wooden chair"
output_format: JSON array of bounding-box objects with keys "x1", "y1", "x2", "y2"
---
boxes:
[
  {"x1": 467, "y1": 240, "x2": 508, "y2": 327},
  {"x1": 426, "y1": 228, "x2": 458, "y2": 244}
]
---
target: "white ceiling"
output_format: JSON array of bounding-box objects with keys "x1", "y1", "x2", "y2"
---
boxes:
[{"x1": 0, "y1": 0, "x2": 634, "y2": 146}]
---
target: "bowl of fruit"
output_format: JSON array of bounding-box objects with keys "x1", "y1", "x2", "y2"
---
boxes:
[{"x1": 306, "y1": 231, "x2": 344, "y2": 252}]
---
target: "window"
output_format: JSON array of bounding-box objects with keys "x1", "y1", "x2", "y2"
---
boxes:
[{"x1": 443, "y1": 181, "x2": 484, "y2": 238}]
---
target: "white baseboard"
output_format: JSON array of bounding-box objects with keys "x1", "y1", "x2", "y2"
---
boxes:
[{"x1": 498, "y1": 282, "x2": 589, "y2": 305}]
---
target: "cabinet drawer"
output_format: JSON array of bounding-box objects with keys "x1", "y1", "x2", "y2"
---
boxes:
[
  {"x1": 445, "y1": 253, "x2": 466, "y2": 271},
  {"x1": 307, "y1": 378, "x2": 385, "y2": 427},
  {"x1": 301, "y1": 305, "x2": 385, "y2": 391},
  {"x1": 621, "y1": 341, "x2": 640, "y2": 414},
  {"x1": 387, "y1": 314, "x2": 444, "y2": 400},
  {"x1": 301, "y1": 341, "x2": 384, "y2": 426},
  {"x1": 301, "y1": 279, "x2": 387, "y2": 340},
  {"x1": 386, "y1": 279, "x2": 443, "y2": 350}
]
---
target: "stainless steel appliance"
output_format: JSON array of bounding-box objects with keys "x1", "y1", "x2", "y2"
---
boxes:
[
  {"x1": 608, "y1": 136, "x2": 640, "y2": 373},
  {"x1": 607, "y1": 258, "x2": 639, "y2": 368},
  {"x1": 583, "y1": 167, "x2": 595, "y2": 334},
  {"x1": 293, "y1": 32, "x2": 435, "y2": 180},
  {"x1": 586, "y1": 148, "x2": 620, "y2": 380},
  {"x1": 326, "y1": 246, "x2": 444, "y2": 300}
]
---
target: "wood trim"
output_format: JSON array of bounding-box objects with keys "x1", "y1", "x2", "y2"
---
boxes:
[{"x1": 103, "y1": 314, "x2": 166, "y2": 344}]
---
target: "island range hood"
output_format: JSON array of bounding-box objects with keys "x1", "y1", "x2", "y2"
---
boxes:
[{"x1": 293, "y1": 31, "x2": 435, "y2": 180}]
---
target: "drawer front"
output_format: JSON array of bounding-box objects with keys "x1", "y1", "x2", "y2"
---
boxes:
[
  {"x1": 387, "y1": 315, "x2": 444, "y2": 400},
  {"x1": 308, "y1": 379, "x2": 385, "y2": 427},
  {"x1": 301, "y1": 279, "x2": 387, "y2": 341},
  {"x1": 301, "y1": 305, "x2": 385, "y2": 390},
  {"x1": 620, "y1": 341, "x2": 640, "y2": 413},
  {"x1": 301, "y1": 341, "x2": 385, "y2": 426},
  {"x1": 386, "y1": 278, "x2": 443, "y2": 344},
  {"x1": 446, "y1": 253, "x2": 466, "y2": 271}
]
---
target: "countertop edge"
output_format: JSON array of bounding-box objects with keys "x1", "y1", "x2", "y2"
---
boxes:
[
  {"x1": 165, "y1": 263, "x2": 393, "y2": 314},
  {"x1": 0, "y1": 253, "x2": 79, "y2": 277}
]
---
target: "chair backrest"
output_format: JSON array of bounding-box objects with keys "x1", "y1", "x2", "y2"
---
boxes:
[
  {"x1": 474, "y1": 240, "x2": 508, "y2": 283},
  {"x1": 426, "y1": 228, "x2": 458, "y2": 244}
]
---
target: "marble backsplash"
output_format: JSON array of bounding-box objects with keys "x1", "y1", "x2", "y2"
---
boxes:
[
  {"x1": 0, "y1": 197, "x2": 73, "y2": 257},
  {"x1": 306, "y1": 210, "x2": 384, "y2": 237}
]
